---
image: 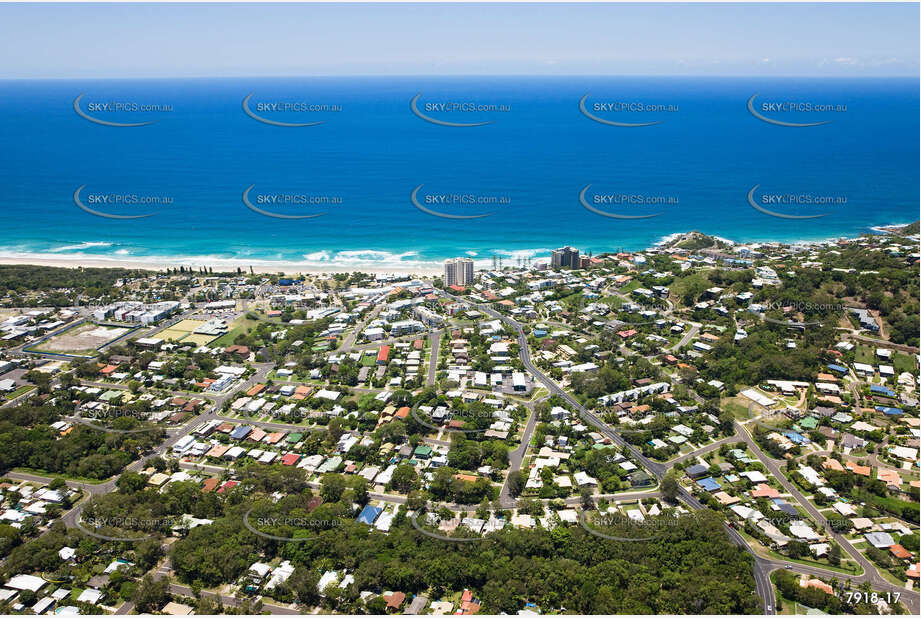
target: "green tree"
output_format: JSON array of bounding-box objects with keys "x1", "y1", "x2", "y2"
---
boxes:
[
  {"x1": 132, "y1": 574, "x2": 170, "y2": 613},
  {"x1": 389, "y1": 464, "x2": 418, "y2": 493},
  {"x1": 320, "y1": 474, "x2": 346, "y2": 502},
  {"x1": 661, "y1": 469, "x2": 680, "y2": 502},
  {"x1": 506, "y1": 470, "x2": 525, "y2": 497},
  {"x1": 116, "y1": 471, "x2": 147, "y2": 494},
  {"x1": 828, "y1": 543, "x2": 842, "y2": 567}
]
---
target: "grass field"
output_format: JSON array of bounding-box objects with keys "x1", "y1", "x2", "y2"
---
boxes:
[
  {"x1": 182, "y1": 333, "x2": 219, "y2": 346},
  {"x1": 721, "y1": 396, "x2": 753, "y2": 419},
  {"x1": 856, "y1": 345, "x2": 916, "y2": 374},
  {"x1": 158, "y1": 319, "x2": 203, "y2": 339},
  {"x1": 211, "y1": 315, "x2": 260, "y2": 347},
  {"x1": 599, "y1": 295, "x2": 626, "y2": 308},
  {"x1": 2, "y1": 384, "x2": 35, "y2": 401},
  {"x1": 892, "y1": 352, "x2": 917, "y2": 373},
  {"x1": 158, "y1": 319, "x2": 223, "y2": 346},
  {"x1": 854, "y1": 345, "x2": 875, "y2": 364},
  {"x1": 11, "y1": 466, "x2": 111, "y2": 485}
]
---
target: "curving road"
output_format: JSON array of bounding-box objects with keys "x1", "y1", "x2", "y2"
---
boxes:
[
  {"x1": 434, "y1": 288, "x2": 777, "y2": 613},
  {"x1": 10, "y1": 298, "x2": 915, "y2": 614},
  {"x1": 735, "y1": 422, "x2": 919, "y2": 613}
]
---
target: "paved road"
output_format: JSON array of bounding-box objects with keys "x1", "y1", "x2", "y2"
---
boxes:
[
  {"x1": 498, "y1": 403, "x2": 539, "y2": 508},
  {"x1": 10, "y1": 298, "x2": 913, "y2": 614},
  {"x1": 427, "y1": 329, "x2": 442, "y2": 386},
  {"x1": 736, "y1": 421, "x2": 919, "y2": 614},
  {"x1": 336, "y1": 305, "x2": 381, "y2": 352},
  {"x1": 667, "y1": 430, "x2": 743, "y2": 465},
  {"x1": 79, "y1": 381, "x2": 220, "y2": 403},
  {"x1": 837, "y1": 328, "x2": 920, "y2": 354},
  {"x1": 167, "y1": 582, "x2": 301, "y2": 615},
  {"x1": 434, "y1": 288, "x2": 776, "y2": 613},
  {"x1": 670, "y1": 322, "x2": 701, "y2": 352}
]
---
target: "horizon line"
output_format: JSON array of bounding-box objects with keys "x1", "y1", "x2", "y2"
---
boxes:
[{"x1": 2, "y1": 73, "x2": 918, "y2": 81}]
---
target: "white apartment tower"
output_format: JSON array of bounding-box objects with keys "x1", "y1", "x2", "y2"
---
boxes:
[{"x1": 444, "y1": 257, "x2": 474, "y2": 286}]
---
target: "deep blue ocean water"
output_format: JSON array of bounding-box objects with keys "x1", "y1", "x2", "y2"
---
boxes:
[{"x1": 0, "y1": 76, "x2": 916, "y2": 270}]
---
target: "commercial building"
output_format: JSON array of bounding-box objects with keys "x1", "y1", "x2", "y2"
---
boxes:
[{"x1": 94, "y1": 301, "x2": 179, "y2": 325}]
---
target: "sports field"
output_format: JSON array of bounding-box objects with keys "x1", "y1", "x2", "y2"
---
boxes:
[{"x1": 157, "y1": 319, "x2": 222, "y2": 345}]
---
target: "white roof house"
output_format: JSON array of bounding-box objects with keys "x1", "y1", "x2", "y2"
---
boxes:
[
  {"x1": 6, "y1": 574, "x2": 46, "y2": 592},
  {"x1": 77, "y1": 588, "x2": 103, "y2": 605}
]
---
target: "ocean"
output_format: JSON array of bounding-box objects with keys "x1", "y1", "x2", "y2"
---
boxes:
[{"x1": 0, "y1": 76, "x2": 917, "y2": 271}]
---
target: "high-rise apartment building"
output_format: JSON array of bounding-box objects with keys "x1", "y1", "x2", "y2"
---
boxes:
[
  {"x1": 551, "y1": 246, "x2": 581, "y2": 269},
  {"x1": 444, "y1": 257, "x2": 474, "y2": 286}
]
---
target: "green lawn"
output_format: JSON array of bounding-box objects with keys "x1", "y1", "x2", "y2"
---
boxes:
[
  {"x1": 598, "y1": 295, "x2": 626, "y2": 309},
  {"x1": 11, "y1": 467, "x2": 111, "y2": 485},
  {"x1": 210, "y1": 316, "x2": 260, "y2": 347},
  {"x1": 892, "y1": 352, "x2": 917, "y2": 374},
  {"x1": 721, "y1": 396, "x2": 753, "y2": 419},
  {"x1": 3, "y1": 384, "x2": 35, "y2": 401},
  {"x1": 853, "y1": 345, "x2": 875, "y2": 365},
  {"x1": 558, "y1": 292, "x2": 585, "y2": 310}
]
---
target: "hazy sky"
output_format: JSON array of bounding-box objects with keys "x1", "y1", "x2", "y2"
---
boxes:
[{"x1": 1, "y1": 2, "x2": 918, "y2": 78}]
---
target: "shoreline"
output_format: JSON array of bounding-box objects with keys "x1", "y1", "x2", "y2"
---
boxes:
[
  {"x1": 0, "y1": 223, "x2": 914, "y2": 276},
  {"x1": 0, "y1": 253, "x2": 444, "y2": 276}
]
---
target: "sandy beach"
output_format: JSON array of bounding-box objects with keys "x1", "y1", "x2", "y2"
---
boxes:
[
  {"x1": 0, "y1": 223, "x2": 914, "y2": 278},
  {"x1": 0, "y1": 254, "x2": 443, "y2": 277}
]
